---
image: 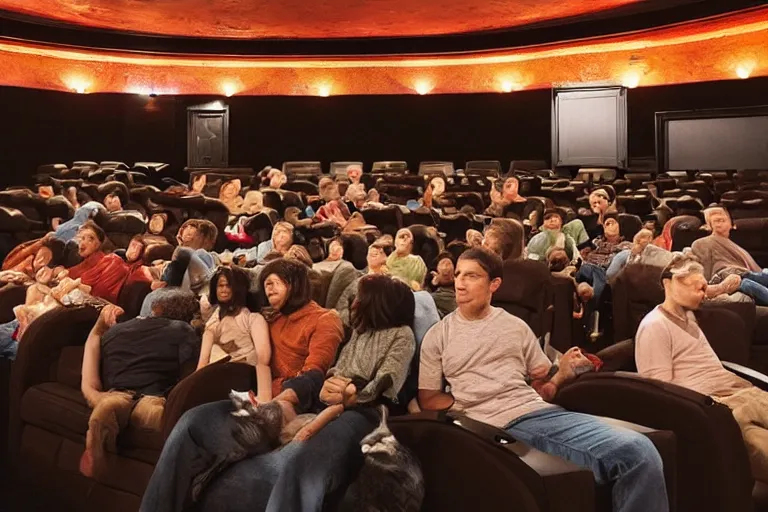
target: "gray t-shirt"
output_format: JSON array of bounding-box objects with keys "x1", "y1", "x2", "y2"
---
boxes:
[{"x1": 419, "y1": 307, "x2": 554, "y2": 428}]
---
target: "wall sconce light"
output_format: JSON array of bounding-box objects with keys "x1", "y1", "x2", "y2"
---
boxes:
[
  {"x1": 222, "y1": 81, "x2": 238, "y2": 97},
  {"x1": 622, "y1": 70, "x2": 641, "y2": 89},
  {"x1": 414, "y1": 80, "x2": 433, "y2": 95},
  {"x1": 736, "y1": 62, "x2": 755, "y2": 79},
  {"x1": 316, "y1": 83, "x2": 332, "y2": 97},
  {"x1": 64, "y1": 76, "x2": 90, "y2": 94}
]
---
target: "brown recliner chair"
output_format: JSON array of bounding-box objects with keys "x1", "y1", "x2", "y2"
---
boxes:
[
  {"x1": 6, "y1": 305, "x2": 255, "y2": 512},
  {"x1": 492, "y1": 259, "x2": 552, "y2": 338},
  {"x1": 417, "y1": 411, "x2": 676, "y2": 512},
  {"x1": 558, "y1": 306, "x2": 768, "y2": 512}
]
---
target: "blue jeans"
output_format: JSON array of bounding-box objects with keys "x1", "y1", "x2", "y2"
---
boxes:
[
  {"x1": 739, "y1": 270, "x2": 768, "y2": 306},
  {"x1": 139, "y1": 401, "x2": 376, "y2": 512},
  {"x1": 0, "y1": 319, "x2": 19, "y2": 360},
  {"x1": 505, "y1": 406, "x2": 668, "y2": 512},
  {"x1": 576, "y1": 263, "x2": 608, "y2": 303}
]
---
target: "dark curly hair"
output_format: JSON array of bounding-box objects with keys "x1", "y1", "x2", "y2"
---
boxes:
[
  {"x1": 209, "y1": 266, "x2": 250, "y2": 318},
  {"x1": 152, "y1": 290, "x2": 200, "y2": 323}
]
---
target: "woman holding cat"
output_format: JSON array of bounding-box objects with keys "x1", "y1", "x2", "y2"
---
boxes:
[
  {"x1": 140, "y1": 258, "x2": 346, "y2": 512},
  {"x1": 197, "y1": 266, "x2": 272, "y2": 403}
]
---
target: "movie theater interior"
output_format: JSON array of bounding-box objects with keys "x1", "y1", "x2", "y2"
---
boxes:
[{"x1": 0, "y1": 0, "x2": 767, "y2": 511}]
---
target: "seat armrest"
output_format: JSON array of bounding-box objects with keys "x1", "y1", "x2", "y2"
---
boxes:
[
  {"x1": 723, "y1": 361, "x2": 768, "y2": 390},
  {"x1": 162, "y1": 361, "x2": 255, "y2": 439},
  {"x1": 445, "y1": 412, "x2": 517, "y2": 445}
]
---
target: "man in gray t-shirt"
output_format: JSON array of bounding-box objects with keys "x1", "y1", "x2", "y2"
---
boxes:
[{"x1": 418, "y1": 248, "x2": 668, "y2": 512}]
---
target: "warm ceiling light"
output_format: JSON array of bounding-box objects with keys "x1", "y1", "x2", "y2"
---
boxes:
[
  {"x1": 63, "y1": 75, "x2": 90, "y2": 94},
  {"x1": 736, "y1": 62, "x2": 755, "y2": 79},
  {"x1": 414, "y1": 80, "x2": 433, "y2": 95},
  {"x1": 317, "y1": 83, "x2": 332, "y2": 97},
  {"x1": 499, "y1": 79, "x2": 524, "y2": 93},
  {"x1": 622, "y1": 70, "x2": 641, "y2": 89},
  {"x1": 222, "y1": 81, "x2": 238, "y2": 97}
]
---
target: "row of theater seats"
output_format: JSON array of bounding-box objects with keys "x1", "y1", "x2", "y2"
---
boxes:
[{"x1": 2, "y1": 271, "x2": 766, "y2": 511}]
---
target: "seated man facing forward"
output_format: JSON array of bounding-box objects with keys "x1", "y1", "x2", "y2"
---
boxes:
[
  {"x1": 636, "y1": 254, "x2": 768, "y2": 484},
  {"x1": 418, "y1": 248, "x2": 668, "y2": 512}
]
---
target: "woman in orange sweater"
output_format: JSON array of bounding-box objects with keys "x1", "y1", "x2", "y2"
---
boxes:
[{"x1": 141, "y1": 258, "x2": 346, "y2": 512}]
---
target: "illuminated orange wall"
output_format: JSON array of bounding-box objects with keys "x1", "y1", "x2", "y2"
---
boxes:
[{"x1": 1, "y1": 8, "x2": 766, "y2": 96}]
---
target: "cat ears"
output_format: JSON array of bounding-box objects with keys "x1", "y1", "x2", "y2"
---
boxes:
[{"x1": 248, "y1": 390, "x2": 259, "y2": 407}]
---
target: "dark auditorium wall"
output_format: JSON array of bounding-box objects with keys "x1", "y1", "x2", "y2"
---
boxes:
[{"x1": 1, "y1": 77, "x2": 766, "y2": 188}]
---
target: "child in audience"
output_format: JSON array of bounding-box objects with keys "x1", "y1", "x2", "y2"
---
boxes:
[{"x1": 386, "y1": 229, "x2": 427, "y2": 290}]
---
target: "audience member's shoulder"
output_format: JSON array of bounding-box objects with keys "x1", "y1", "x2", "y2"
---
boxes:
[
  {"x1": 492, "y1": 307, "x2": 532, "y2": 330},
  {"x1": 637, "y1": 306, "x2": 667, "y2": 332}
]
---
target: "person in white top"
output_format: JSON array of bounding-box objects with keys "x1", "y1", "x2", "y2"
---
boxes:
[
  {"x1": 418, "y1": 247, "x2": 668, "y2": 512},
  {"x1": 197, "y1": 266, "x2": 272, "y2": 403},
  {"x1": 636, "y1": 253, "x2": 768, "y2": 483}
]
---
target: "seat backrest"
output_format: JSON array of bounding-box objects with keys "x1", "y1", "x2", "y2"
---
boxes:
[
  {"x1": 610, "y1": 264, "x2": 665, "y2": 341},
  {"x1": 418, "y1": 161, "x2": 454, "y2": 177},
  {"x1": 360, "y1": 206, "x2": 403, "y2": 236},
  {"x1": 465, "y1": 160, "x2": 501, "y2": 178},
  {"x1": 282, "y1": 161, "x2": 323, "y2": 178},
  {"x1": 330, "y1": 161, "x2": 363, "y2": 179},
  {"x1": 372, "y1": 161, "x2": 408, "y2": 174},
  {"x1": 493, "y1": 259, "x2": 552, "y2": 337}
]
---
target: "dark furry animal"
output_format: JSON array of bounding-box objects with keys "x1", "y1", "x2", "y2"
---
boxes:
[
  {"x1": 339, "y1": 406, "x2": 425, "y2": 512},
  {"x1": 190, "y1": 391, "x2": 284, "y2": 502}
]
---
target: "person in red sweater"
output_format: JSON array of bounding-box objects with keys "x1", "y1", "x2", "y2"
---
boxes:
[{"x1": 66, "y1": 221, "x2": 129, "y2": 304}]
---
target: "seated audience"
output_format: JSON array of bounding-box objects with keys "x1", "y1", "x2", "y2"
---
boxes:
[
  {"x1": 315, "y1": 177, "x2": 351, "y2": 226},
  {"x1": 103, "y1": 193, "x2": 123, "y2": 213},
  {"x1": 483, "y1": 218, "x2": 526, "y2": 261},
  {"x1": 606, "y1": 228, "x2": 674, "y2": 281},
  {"x1": 198, "y1": 266, "x2": 271, "y2": 402},
  {"x1": 386, "y1": 229, "x2": 428, "y2": 290},
  {"x1": 419, "y1": 248, "x2": 669, "y2": 512},
  {"x1": 80, "y1": 292, "x2": 201, "y2": 477},
  {"x1": 244, "y1": 221, "x2": 294, "y2": 265},
  {"x1": 526, "y1": 208, "x2": 580, "y2": 264},
  {"x1": 636, "y1": 254, "x2": 768, "y2": 483},
  {"x1": 67, "y1": 221, "x2": 130, "y2": 304},
  {"x1": 313, "y1": 237, "x2": 345, "y2": 273},
  {"x1": 575, "y1": 214, "x2": 632, "y2": 302},
  {"x1": 429, "y1": 251, "x2": 457, "y2": 318},
  {"x1": 587, "y1": 187, "x2": 618, "y2": 238},
  {"x1": 139, "y1": 258, "x2": 347, "y2": 512},
  {"x1": 1, "y1": 233, "x2": 64, "y2": 279},
  {"x1": 219, "y1": 179, "x2": 244, "y2": 213},
  {"x1": 692, "y1": 206, "x2": 767, "y2": 303},
  {"x1": 292, "y1": 274, "x2": 416, "y2": 441}
]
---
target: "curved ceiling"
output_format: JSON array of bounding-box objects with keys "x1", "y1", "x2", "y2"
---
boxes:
[{"x1": 0, "y1": 0, "x2": 649, "y2": 39}]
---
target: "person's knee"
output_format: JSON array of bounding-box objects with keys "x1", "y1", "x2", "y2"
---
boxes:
[{"x1": 612, "y1": 433, "x2": 664, "y2": 476}]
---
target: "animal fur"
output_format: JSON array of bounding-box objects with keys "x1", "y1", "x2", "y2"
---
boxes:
[
  {"x1": 339, "y1": 406, "x2": 425, "y2": 512},
  {"x1": 190, "y1": 391, "x2": 285, "y2": 503}
]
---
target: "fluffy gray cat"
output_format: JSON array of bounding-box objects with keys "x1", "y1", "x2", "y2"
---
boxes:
[{"x1": 338, "y1": 405, "x2": 425, "y2": 512}]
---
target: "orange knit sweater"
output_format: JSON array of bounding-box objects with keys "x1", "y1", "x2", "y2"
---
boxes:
[{"x1": 269, "y1": 301, "x2": 343, "y2": 397}]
